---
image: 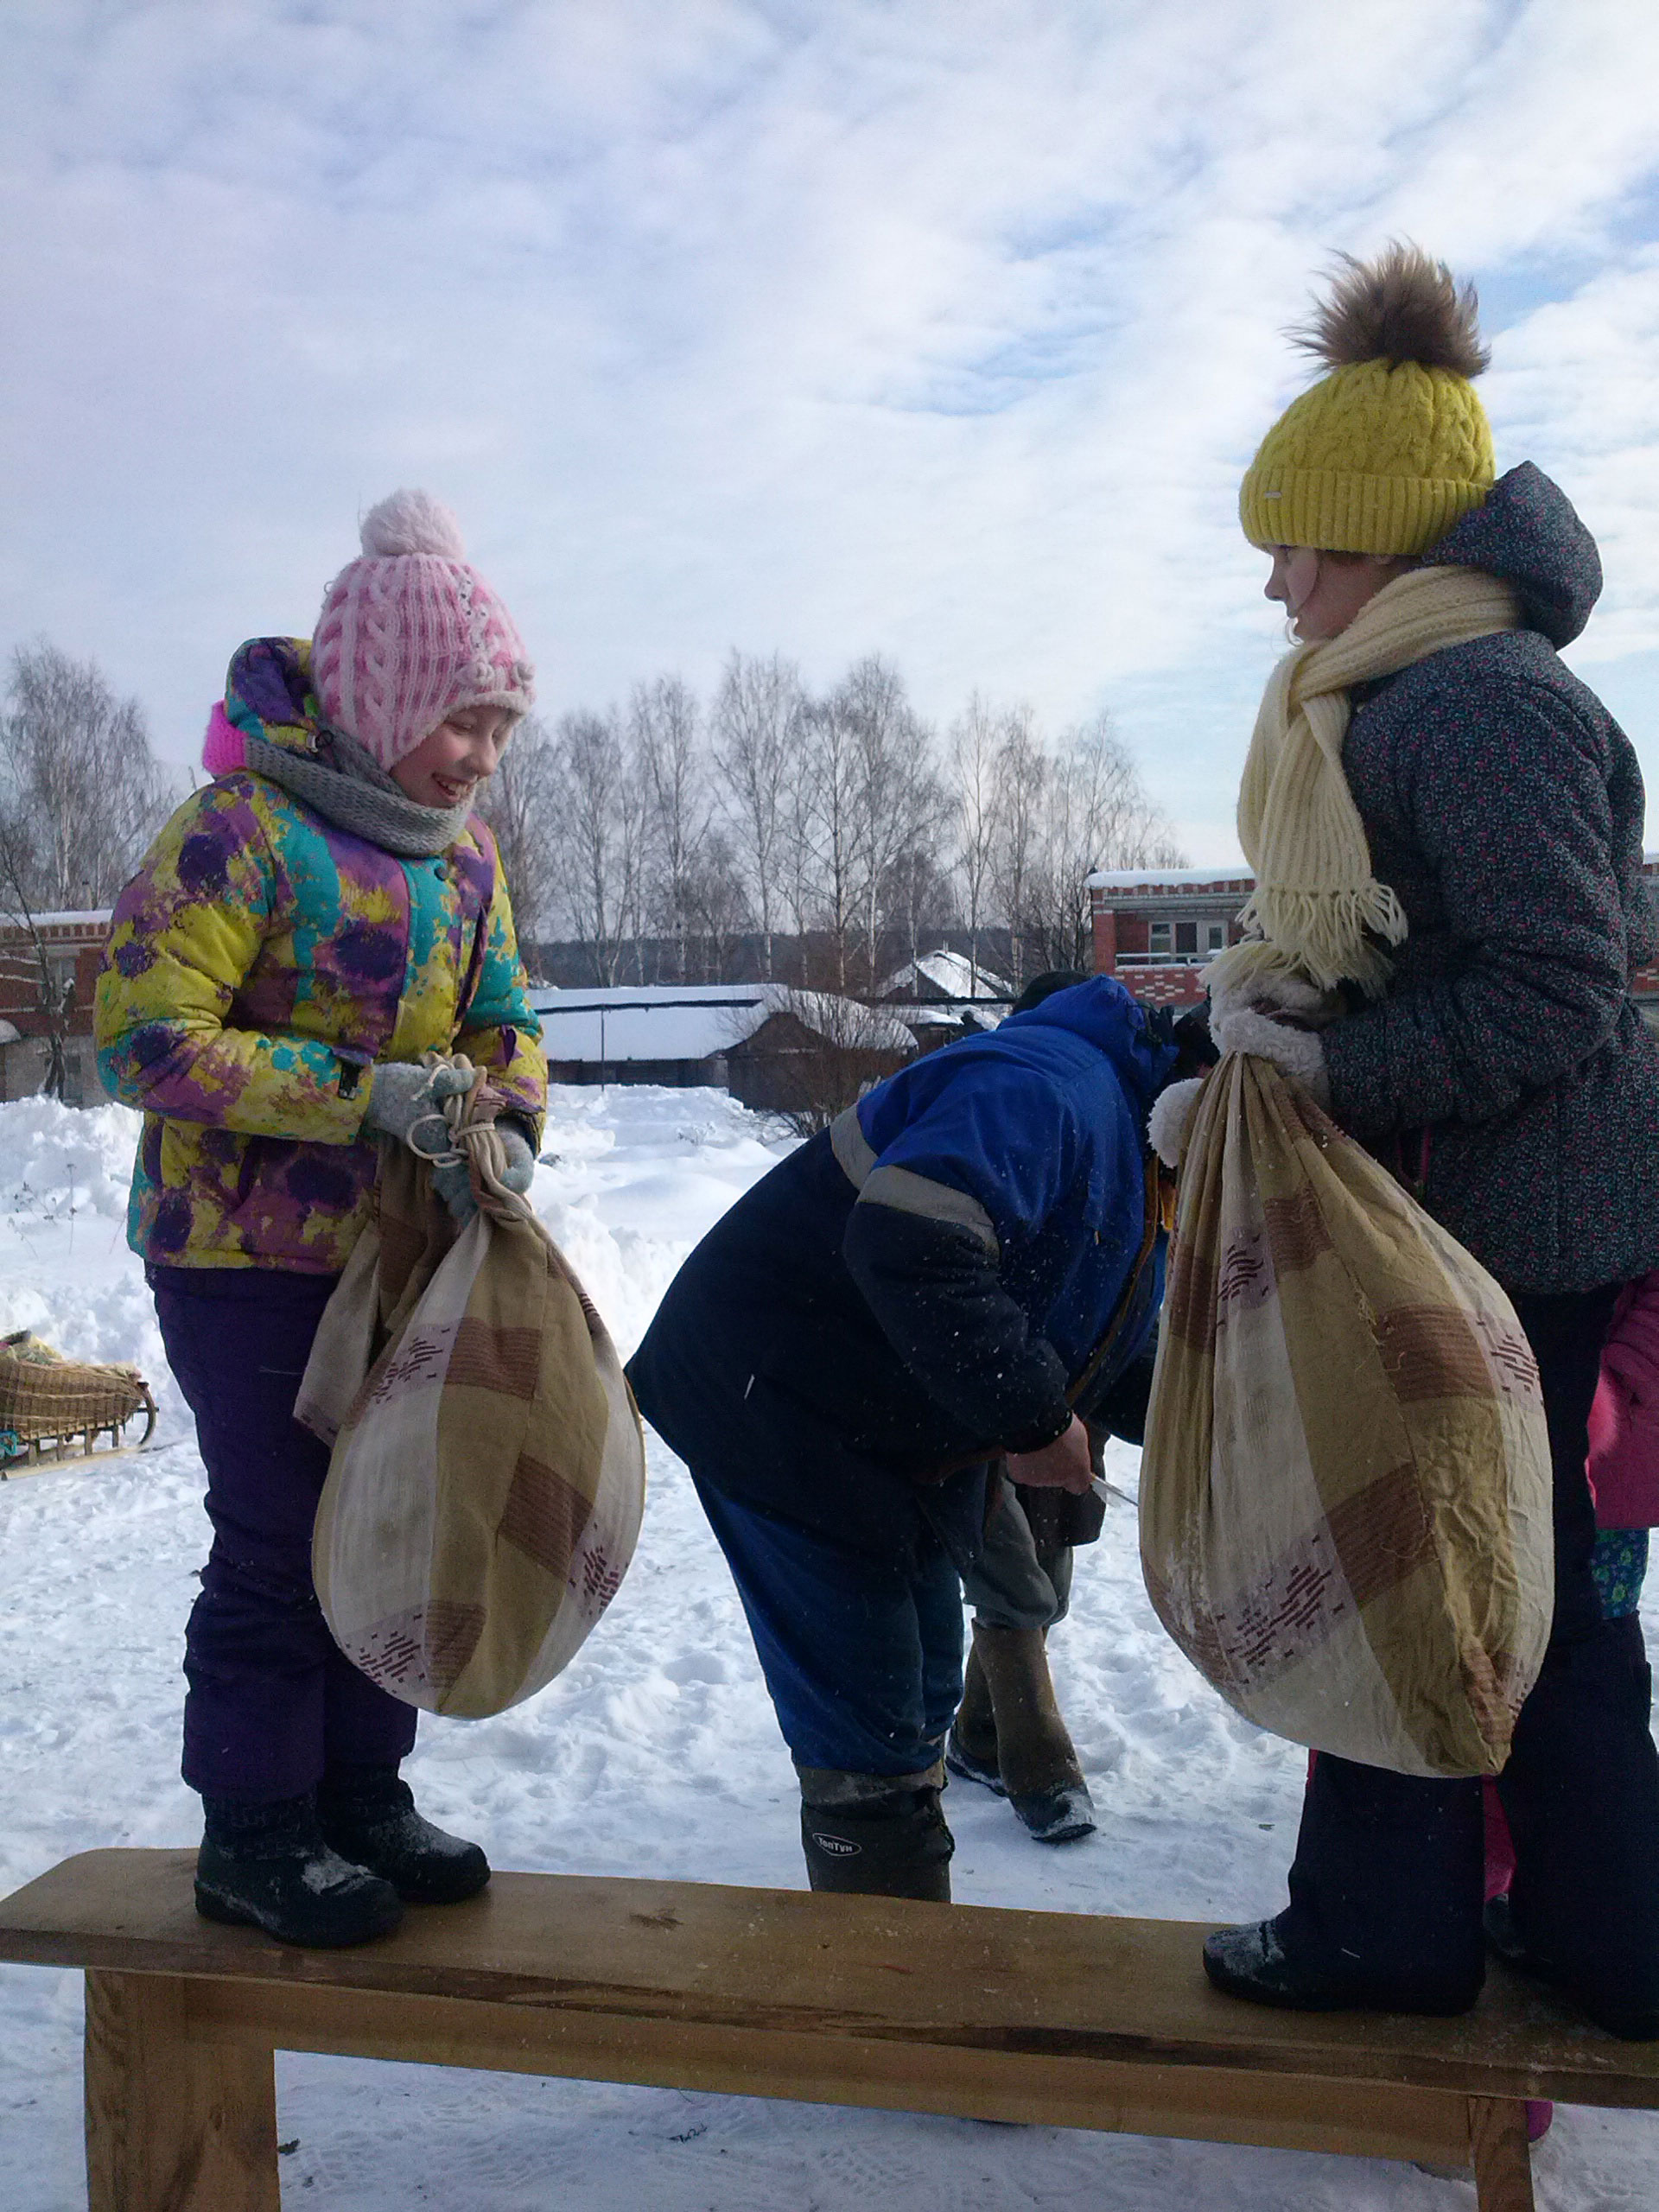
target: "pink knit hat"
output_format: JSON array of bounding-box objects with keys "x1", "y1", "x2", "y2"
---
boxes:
[{"x1": 311, "y1": 490, "x2": 534, "y2": 770}]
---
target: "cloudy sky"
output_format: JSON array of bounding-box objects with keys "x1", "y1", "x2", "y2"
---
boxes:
[{"x1": 4, "y1": 0, "x2": 1659, "y2": 861}]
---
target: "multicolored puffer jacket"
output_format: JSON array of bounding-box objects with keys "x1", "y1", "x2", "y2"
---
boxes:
[{"x1": 95, "y1": 638, "x2": 545, "y2": 1273}]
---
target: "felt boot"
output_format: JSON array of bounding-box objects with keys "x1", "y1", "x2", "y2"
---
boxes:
[
  {"x1": 196, "y1": 1792, "x2": 404, "y2": 1948},
  {"x1": 798, "y1": 1764, "x2": 954, "y2": 1902},
  {"x1": 944, "y1": 1640, "x2": 1003, "y2": 1793},
  {"x1": 317, "y1": 1765, "x2": 491, "y2": 1906},
  {"x1": 969, "y1": 1622, "x2": 1096, "y2": 1844}
]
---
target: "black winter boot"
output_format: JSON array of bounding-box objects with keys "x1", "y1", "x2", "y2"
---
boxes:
[
  {"x1": 966, "y1": 1622, "x2": 1096, "y2": 1845},
  {"x1": 1204, "y1": 1913, "x2": 1478, "y2": 2018},
  {"x1": 196, "y1": 1792, "x2": 404, "y2": 1948},
  {"x1": 798, "y1": 1764, "x2": 954, "y2": 1902},
  {"x1": 317, "y1": 1765, "x2": 491, "y2": 1905}
]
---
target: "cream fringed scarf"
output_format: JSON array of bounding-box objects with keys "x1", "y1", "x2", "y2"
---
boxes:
[{"x1": 1206, "y1": 565, "x2": 1520, "y2": 1003}]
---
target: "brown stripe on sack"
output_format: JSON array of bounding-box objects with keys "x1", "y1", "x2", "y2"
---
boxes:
[
  {"x1": 1262, "y1": 1185, "x2": 1332, "y2": 1273},
  {"x1": 1164, "y1": 1233, "x2": 1217, "y2": 1352},
  {"x1": 423, "y1": 1599, "x2": 486, "y2": 1694},
  {"x1": 446, "y1": 1316, "x2": 543, "y2": 1400},
  {"x1": 499, "y1": 1450, "x2": 593, "y2": 1577},
  {"x1": 1200, "y1": 1465, "x2": 1433, "y2": 1683},
  {"x1": 1374, "y1": 1305, "x2": 1493, "y2": 1402},
  {"x1": 1326, "y1": 1461, "x2": 1437, "y2": 1607}
]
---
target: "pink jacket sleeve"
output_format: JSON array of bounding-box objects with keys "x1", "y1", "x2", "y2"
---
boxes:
[{"x1": 1587, "y1": 1276, "x2": 1659, "y2": 1529}]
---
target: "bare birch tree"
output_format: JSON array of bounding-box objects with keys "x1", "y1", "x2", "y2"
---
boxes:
[
  {"x1": 949, "y1": 694, "x2": 1004, "y2": 986},
  {"x1": 1, "y1": 641, "x2": 172, "y2": 911},
  {"x1": 478, "y1": 715, "x2": 559, "y2": 969},
  {"x1": 1025, "y1": 711, "x2": 1185, "y2": 971},
  {"x1": 550, "y1": 708, "x2": 647, "y2": 984},
  {"x1": 709, "y1": 652, "x2": 801, "y2": 980},
  {"x1": 792, "y1": 679, "x2": 870, "y2": 991},
  {"x1": 632, "y1": 676, "x2": 709, "y2": 982}
]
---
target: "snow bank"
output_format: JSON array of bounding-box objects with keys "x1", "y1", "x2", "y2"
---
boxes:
[{"x1": 530, "y1": 1083, "x2": 793, "y2": 1359}]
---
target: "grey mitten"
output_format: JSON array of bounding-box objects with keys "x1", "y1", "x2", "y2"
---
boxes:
[
  {"x1": 360, "y1": 1062, "x2": 475, "y2": 1148},
  {"x1": 431, "y1": 1123, "x2": 537, "y2": 1223}
]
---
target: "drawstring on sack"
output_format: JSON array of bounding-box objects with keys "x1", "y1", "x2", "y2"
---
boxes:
[{"x1": 401, "y1": 1052, "x2": 540, "y2": 1229}]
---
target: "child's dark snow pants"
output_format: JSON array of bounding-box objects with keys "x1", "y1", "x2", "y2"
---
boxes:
[
  {"x1": 151, "y1": 1265, "x2": 417, "y2": 1802},
  {"x1": 1282, "y1": 1285, "x2": 1659, "y2": 2029}
]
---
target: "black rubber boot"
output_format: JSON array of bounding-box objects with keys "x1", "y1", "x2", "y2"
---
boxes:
[
  {"x1": 317, "y1": 1765, "x2": 491, "y2": 1906},
  {"x1": 798, "y1": 1764, "x2": 954, "y2": 1902},
  {"x1": 196, "y1": 1792, "x2": 404, "y2": 1948},
  {"x1": 967, "y1": 1622, "x2": 1096, "y2": 1845}
]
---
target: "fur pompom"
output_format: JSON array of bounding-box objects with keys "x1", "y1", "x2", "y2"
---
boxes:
[
  {"x1": 1291, "y1": 243, "x2": 1489, "y2": 378},
  {"x1": 359, "y1": 489, "x2": 467, "y2": 561}
]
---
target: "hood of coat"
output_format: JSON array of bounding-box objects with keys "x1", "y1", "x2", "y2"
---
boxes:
[
  {"x1": 217, "y1": 636, "x2": 324, "y2": 755},
  {"x1": 1001, "y1": 975, "x2": 1179, "y2": 1111},
  {"x1": 1430, "y1": 462, "x2": 1601, "y2": 649}
]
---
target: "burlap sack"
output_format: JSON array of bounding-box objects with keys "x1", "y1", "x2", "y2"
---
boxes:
[
  {"x1": 1140, "y1": 1054, "x2": 1553, "y2": 1778},
  {"x1": 298, "y1": 1132, "x2": 645, "y2": 1719}
]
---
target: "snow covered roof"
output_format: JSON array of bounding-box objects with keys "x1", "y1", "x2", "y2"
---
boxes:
[
  {"x1": 890, "y1": 1000, "x2": 1011, "y2": 1032},
  {"x1": 877, "y1": 948, "x2": 1012, "y2": 1001},
  {"x1": 529, "y1": 983, "x2": 912, "y2": 1064},
  {"x1": 1085, "y1": 866, "x2": 1253, "y2": 893},
  {"x1": 0, "y1": 910, "x2": 113, "y2": 932}
]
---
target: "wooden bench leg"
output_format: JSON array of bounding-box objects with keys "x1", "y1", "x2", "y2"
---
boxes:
[
  {"x1": 85, "y1": 1970, "x2": 278, "y2": 2212},
  {"x1": 1468, "y1": 2095, "x2": 1535, "y2": 2212}
]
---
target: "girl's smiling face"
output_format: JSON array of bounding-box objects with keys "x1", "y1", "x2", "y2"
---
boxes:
[{"x1": 391, "y1": 705, "x2": 516, "y2": 809}]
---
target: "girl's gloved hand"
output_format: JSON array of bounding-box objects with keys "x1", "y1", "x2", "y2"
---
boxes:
[
  {"x1": 361, "y1": 1062, "x2": 475, "y2": 1147},
  {"x1": 431, "y1": 1123, "x2": 537, "y2": 1223},
  {"x1": 1213, "y1": 1006, "x2": 1332, "y2": 1109}
]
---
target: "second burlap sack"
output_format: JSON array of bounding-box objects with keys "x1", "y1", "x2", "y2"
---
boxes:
[
  {"x1": 298, "y1": 1084, "x2": 645, "y2": 1719},
  {"x1": 1140, "y1": 1052, "x2": 1553, "y2": 1778}
]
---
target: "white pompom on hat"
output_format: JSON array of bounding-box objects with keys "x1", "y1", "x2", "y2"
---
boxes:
[{"x1": 311, "y1": 490, "x2": 535, "y2": 771}]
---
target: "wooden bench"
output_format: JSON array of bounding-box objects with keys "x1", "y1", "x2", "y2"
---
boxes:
[{"x1": 3, "y1": 1849, "x2": 1656, "y2": 2209}]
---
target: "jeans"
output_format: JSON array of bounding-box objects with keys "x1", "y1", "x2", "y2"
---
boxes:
[{"x1": 692, "y1": 1472, "x2": 964, "y2": 1774}]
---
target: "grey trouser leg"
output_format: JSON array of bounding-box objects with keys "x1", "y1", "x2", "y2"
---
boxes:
[{"x1": 958, "y1": 1472, "x2": 1072, "y2": 1632}]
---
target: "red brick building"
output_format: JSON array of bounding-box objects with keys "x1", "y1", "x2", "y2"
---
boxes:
[
  {"x1": 1090, "y1": 859, "x2": 1659, "y2": 1026},
  {"x1": 1087, "y1": 868, "x2": 1253, "y2": 1008},
  {"x1": 0, "y1": 911, "x2": 113, "y2": 1104}
]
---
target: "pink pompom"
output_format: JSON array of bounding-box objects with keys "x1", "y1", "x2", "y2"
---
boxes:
[{"x1": 202, "y1": 702, "x2": 245, "y2": 777}]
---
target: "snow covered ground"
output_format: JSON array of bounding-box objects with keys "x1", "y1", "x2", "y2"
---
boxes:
[{"x1": 0, "y1": 1084, "x2": 1654, "y2": 2209}]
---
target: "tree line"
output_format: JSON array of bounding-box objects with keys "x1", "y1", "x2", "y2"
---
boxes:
[
  {"x1": 484, "y1": 651, "x2": 1185, "y2": 995},
  {"x1": 0, "y1": 638, "x2": 1185, "y2": 1017}
]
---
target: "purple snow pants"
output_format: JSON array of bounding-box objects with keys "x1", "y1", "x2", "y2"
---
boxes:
[{"x1": 150, "y1": 1264, "x2": 417, "y2": 1802}]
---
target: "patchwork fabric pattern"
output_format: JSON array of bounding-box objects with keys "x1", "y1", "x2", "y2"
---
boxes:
[
  {"x1": 1141, "y1": 1053, "x2": 1554, "y2": 1778},
  {"x1": 299, "y1": 1139, "x2": 645, "y2": 1719}
]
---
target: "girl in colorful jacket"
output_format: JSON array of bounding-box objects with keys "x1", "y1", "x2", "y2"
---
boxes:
[{"x1": 96, "y1": 493, "x2": 547, "y2": 1948}]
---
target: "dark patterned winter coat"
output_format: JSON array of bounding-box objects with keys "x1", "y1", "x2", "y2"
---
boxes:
[{"x1": 1325, "y1": 464, "x2": 1659, "y2": 1296}]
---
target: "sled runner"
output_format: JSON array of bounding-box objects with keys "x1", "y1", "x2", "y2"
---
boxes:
[{"x1": 0, "y1": 1331, "x2": 157, "y2": 1477}]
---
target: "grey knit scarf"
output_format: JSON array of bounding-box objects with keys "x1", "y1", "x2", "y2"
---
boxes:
[{"x1": 245, "y1": 728, "x2": 472, "y2": 857}]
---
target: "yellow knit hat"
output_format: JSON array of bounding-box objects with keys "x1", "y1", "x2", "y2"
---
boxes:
[{"x1": 1240, "y1": 245, "x2": 1495, "y2": 556}]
